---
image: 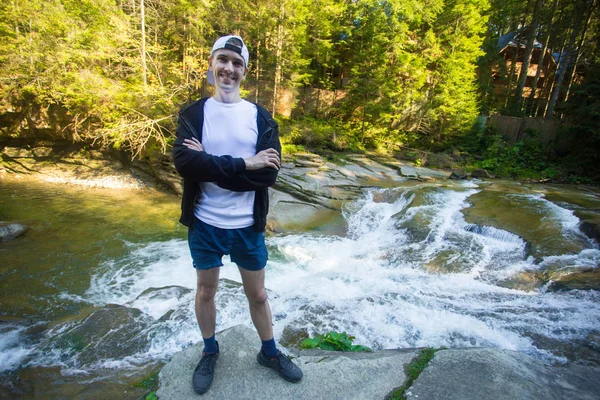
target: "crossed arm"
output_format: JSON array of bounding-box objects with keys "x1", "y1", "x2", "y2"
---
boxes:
[{"x1": 182, "y1": 137, "x2": 280, "y2": 171}]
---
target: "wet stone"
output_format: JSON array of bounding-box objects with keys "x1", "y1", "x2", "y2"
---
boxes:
[
  {"x1": 471, "y1": 169, "x2": 491, "y2": 178},
  {"x1": 133, "y1": 285, "x2": 192, "y2": 302},
  {"x1": 45, "y1": 304, "x2": 152, "y2": 367},
  {"x1": 0, "y1": 223, "x2": 28, "y2": 242},
  {"x1": 279, "y1": 325, "x2": 309, "y2": 348},
  {"x1": 578, "y1": 220, "x2": 600, "y2": 242},
  {"x1": 547, "y1": 268, "x2": 600, "y2": 291},
  {"x1": 450, "y1": 169, "x2": 467, "y2": 180}
]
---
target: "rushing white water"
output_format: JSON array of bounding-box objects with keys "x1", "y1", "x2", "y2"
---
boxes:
[
  {"x1": 510, "y1": 193, "x2": 584, "y2": 234},
  {"x1": 0, "y1": 324, "x2": 33, "y2": 373},
  {"x1": 6, "y1": 184, "x2": 600, "y2": 374}
]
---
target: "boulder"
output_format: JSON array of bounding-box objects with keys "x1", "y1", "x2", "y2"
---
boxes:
[
  {"x1": 471, "y1": 169, "x2": 491, "y2": 178},
  {"x1": 157, "y1": 324, "x2": 417, "y2": 400},
  {"x1": 546, "y1": 268, "x2": 600, "y2": 292},
  {"x1": 157, "y1": 326, "x2": 600, "y2": 400},
  {"x1": 0, "y1": 223, "x2": 28, "y2": 242},
  {"x1": 45, "y1": 304, "x2": 152, "y2": 367},
  {"x1": 406, "y1": 348, "x2": 600, "y2": 400},
  {"x1": 579, "y1": 221, "x2": 600, "y2": 242},
  {"x1": 450, "y1": 169, "x2": 467, "y2": 180}
]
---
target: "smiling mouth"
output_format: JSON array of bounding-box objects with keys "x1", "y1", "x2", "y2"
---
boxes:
[{"x1": 219, "y1": 73, "x2": 236, "y2": 82}]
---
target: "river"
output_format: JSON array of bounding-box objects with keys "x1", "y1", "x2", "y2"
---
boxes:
[{"x1": 1, "y1": 175, "x2": 599, "y2": 398}]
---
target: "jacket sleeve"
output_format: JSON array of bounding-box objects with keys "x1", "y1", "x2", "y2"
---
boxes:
[
  {"x1": 172, "y1": 115, "x2": 247, "y2": 182},
  {"x1": 216, "y1": 125, "x2": 281, "y2": 192}
]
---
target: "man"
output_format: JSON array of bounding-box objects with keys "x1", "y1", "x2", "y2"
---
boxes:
[{"x1": 172, "y1": 34, "x2": 303, "y2": 395}]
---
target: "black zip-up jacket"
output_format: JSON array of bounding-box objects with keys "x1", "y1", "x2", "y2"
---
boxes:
[{"x1": 172, "y1": 97, "x2": 281, "y2": 231}]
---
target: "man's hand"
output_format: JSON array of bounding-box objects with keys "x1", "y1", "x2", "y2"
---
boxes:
[
  {"x1": 244, "y1": 148, "x2": 280, "y2": 170},
  {"x1": 183, "y1": 137, "x2": 204, "y2": 152}
]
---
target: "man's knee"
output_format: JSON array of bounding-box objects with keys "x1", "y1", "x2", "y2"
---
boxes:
[
  {"x1": 196, "y1": 281, "x2": 218, "y2": 302},
  {"x1": 245, "y1": 287, "x2": 268, "y2": 305}
]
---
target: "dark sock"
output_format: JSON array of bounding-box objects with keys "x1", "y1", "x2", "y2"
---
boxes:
[
  {"x1": 261, "y1": 338, "x2": 278, "y2": 357},
  {"x1": 203, "y1": 335, "x2": 218, "y2": 354}
]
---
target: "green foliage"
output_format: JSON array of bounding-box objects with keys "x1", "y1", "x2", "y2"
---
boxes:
[
  {"x1": 462, "y1": 127, "x2": 556, "y2": 179},
  {"x1": 0, "y1": 0, "x2": 597, "y2": 177},
  {"x1": 145, "y1": 391, "x2": 158, "y2": 400},
  {"x1": 389, "y1": 347, "x2": 439, "y2": 400},
  {"x1": 554, "y1": 63, "x2": 600, "y2": 179},
  {"x1": 406, "y1": 347, "x2": 437, "y2": 380},
  {"x1": 135, "y1": 371, "x2": 160, "y2": 389},
  {"x1": 279, "y1": 116, "x2": 350, "y2": 151},
  {"x1": 300, "y1": 331, "x2": 371, "y2": 352},
  {"x1": 281, "y1": 144, "x2": 307, "y2": 155}
]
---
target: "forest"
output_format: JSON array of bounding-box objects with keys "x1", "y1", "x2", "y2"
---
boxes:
[{"x1": 1, "y1": 0, "x2": 598, "y2": 181}]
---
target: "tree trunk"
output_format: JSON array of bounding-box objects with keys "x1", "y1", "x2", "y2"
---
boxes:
[
  {"x1": 564, "y1": 0, "x2": 596, "y2": 102},
  {"x1": 514, "y1": 0, "x2": 543, "y2": 112},
  {"x1": 505, "y1": 37, "x2": 520, "y2": 106},
  {"x1": 140, "y1": 0, "x2": 148, "y2": 89},
  {"x1": 183, "y1": 14, "x2": 187, "y2": 84},
  {"x1": 504, "y1": 12, "x2": 529, "y2": 106},
  {"x1": 272, "y1": 2, "x2": 285, "y2": 115},
  {"x1": 536, "y1": 23, "x2": 569, "y2": 117},
  {"x1": 546, "y1": 7, "x2": 585, "y2": 119},
  {"x1": 255, "y1": 38, "x2": 261, "y2": 103},
  {"x1": 28, "y1": 19, "x2": 33, "y2": 72},
  {"x1": 526, "y1": 0, "x2": 559, "y2": 116}
]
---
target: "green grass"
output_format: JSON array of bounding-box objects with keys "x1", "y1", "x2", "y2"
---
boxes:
[
  {"x1": 145, "y1": 391, "x2": 158, "y2": 400},
  {"x1": 388, "y1": 347, "x2": 440, "y2": 399}
]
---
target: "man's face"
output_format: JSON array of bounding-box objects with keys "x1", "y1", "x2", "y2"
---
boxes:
[{"x1": 209, "y1": 49, "x2": 247, "y2": 94}]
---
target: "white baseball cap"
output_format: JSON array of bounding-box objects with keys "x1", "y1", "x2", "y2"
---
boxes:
[{"x1": 207, "y1": 35, "x2": 250, "y2": 85}]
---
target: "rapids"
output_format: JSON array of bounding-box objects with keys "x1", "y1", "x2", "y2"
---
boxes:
[{"x1": 1, "y1": 177, "x2": 599, "y2": 397}]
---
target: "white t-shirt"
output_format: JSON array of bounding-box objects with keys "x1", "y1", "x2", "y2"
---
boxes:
[{"x1": 194, "y1": 98, "x2": 258, "y2": 229}]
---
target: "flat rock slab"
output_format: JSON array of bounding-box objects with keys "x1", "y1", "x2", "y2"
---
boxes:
[
  {"x1": 406, "y1": 348, "x2": 600, "y2": 400},
  {"x1": 157, "y1": 325, "x2": 417, "y2": 400},
  {"x1": 396, "y1": 161, "x2": 451, "y2": 180}
]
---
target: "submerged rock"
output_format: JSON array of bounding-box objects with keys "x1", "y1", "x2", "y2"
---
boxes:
[
  {"x1": 547, "y1": 268, "x2": 600, "y2": 292},
  {"x1": 579, "y1": 220, "x2": 600, "y2": 243},
  {"x1": 45, "y1": 304, "x2": 152, "y2": 367},
  {"x1": 0, "y1": 223, "x2": 28, "y2": 242},
  {"x1": 279, "y1": 325, "x2": 310, "y2": 348},
  {"x1": 499, "y1": 267, "x2": 600, "y2": 292}
]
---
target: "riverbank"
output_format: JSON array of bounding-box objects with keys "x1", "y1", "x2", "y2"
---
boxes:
[
  {"x1": 0, "y1": 139, "x2": 171, "y2": 191},
  {"x1": 3, "y1": 140, "x2": 600, "y2": 243}
]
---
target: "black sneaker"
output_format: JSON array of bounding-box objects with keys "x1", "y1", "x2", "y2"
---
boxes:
[
  {"x1": 193, "y1": 344, "x2": 219, "y2": 394},
  {"x1": 257, "y1": 349, "x2": 303, "y2": 383}
]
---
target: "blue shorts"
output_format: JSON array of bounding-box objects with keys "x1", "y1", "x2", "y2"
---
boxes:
[{"x1": 188, "y1": 218, "x2": 268, "y2": 271}]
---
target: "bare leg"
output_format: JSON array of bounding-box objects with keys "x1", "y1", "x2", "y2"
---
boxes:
[
  {"x1": 237, "y1": 266, "x2": 273, "y2": 340},
  {"x1": 195, "y1": 268, "x2": 220, "y2": 338}
]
